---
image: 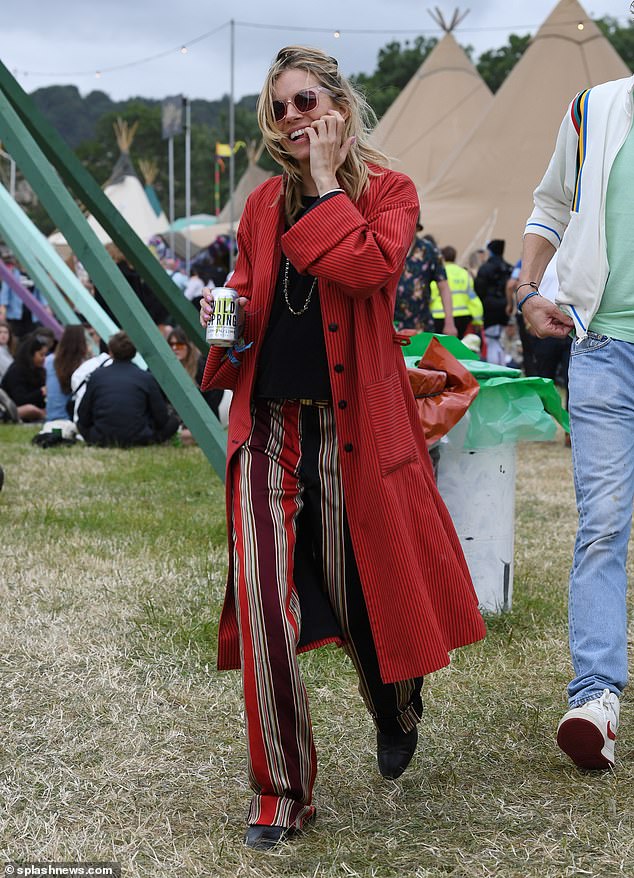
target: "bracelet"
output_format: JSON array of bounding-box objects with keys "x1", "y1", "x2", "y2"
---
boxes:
[
  {"x1": 515, "y1": 281, "x2": 539, "y2": 296},
  {"x1": 224, "y1": 339, "x2": 253, "y2": 367},
  {"x1": 517, "y1": 290, "x2": 541, "y2": 313}
]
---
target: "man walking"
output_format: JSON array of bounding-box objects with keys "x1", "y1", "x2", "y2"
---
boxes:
[{"x1": 517, "y1": 44, "x2": 634, "y2": 769}]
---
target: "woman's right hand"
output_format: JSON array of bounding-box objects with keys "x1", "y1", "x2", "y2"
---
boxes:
[
  {"x1": 199, "y1": 287, "x2": 250, "y2": 331},
  {"x1": 199, "y1": 287, "x2": 214, "y2": 327}
]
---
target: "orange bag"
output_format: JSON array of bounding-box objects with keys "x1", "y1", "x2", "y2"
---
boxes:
[{"x1": 407, "y1": 337, "x2": 480, "y2": 447}]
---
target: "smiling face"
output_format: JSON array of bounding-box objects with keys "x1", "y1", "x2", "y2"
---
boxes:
[{"x1": 272, "y1": 68, "x2": 339, "y2": 172}]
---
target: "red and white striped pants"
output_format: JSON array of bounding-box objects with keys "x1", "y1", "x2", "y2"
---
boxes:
[{"x1": 232, "y1": 399, "x2": 423, "y2": 829}]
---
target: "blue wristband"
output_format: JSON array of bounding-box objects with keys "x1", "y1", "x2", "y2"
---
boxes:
[
  {"x1": 225, "y1": 339, "x2": 253, "y2": 367},
  {"x1": 517, "y1": 290, "x2": 541, "y2": 313}
]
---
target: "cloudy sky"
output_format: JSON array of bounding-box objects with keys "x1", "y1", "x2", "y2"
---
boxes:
[{"x1": 3, "y1": 0, "x2": 631, "y2": 103}]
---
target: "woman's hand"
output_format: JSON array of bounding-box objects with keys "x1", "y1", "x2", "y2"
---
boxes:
[
  {"x1": 199, "y1": 287, "x2": 214, "y2": 327},
  {"x1": 199, "y1": 287, "x2": 249, "y2": 331},
  {"x1": 305, "y1": 110, "x2": 355, "y2": 196}
]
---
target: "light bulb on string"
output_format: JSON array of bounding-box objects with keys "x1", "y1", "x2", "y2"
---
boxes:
[
  {"x1": 180, "y1": 46, "x2": 188, "y2": 54},
  {"x1": 333, "y1": 30, "x2": 341, "y2": 38},
  {"x1": 577, "y1": 21, "x2": 585, "y2": 30}
]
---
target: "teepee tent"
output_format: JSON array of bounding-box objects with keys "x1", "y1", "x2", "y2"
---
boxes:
[
  {"x1": 139, "y1": 158, "x2": 169, "y2": 228},
  {"x1": 49, "y1": 119, "x2": 169, "y2": 258},
  {"x1": 418, "y1": 0, "x2": 631, "y2": 261},
  {"x1": 217, "y1": 140, "x2": 272, "y2": 223},
  {"x1": 372, "y1": 12, "x2": 493, "y2": 189}
]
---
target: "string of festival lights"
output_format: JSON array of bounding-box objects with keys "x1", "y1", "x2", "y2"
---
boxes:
[{"x1": 9, "y1": 13, "x2": 630, "y2": 82}]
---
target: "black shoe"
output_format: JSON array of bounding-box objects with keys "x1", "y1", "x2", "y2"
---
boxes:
[
  {"x1": 244, "y1": 824, "x2": 297, "y2": 851},
  {"x1": 377, "y1": 726, "x2": 418, "y2": 779}
]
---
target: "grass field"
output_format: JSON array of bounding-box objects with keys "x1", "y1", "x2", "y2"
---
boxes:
[{"x1": 1, "y1": 425, "x2": 632, "y2": 878}]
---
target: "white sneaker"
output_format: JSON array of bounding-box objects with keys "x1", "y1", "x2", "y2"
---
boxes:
[{"x1": 556, "y1": 689, "x2": 620, "y2": 770}]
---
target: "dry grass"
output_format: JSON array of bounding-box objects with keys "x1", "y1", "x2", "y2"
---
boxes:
[{"x1": 1, "y1": 426, "x2": 633, "y2": 877}]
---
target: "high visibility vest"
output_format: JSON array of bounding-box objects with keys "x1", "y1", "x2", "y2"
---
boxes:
[{"x1": 430, "y1": 262, "x2": 484, "y2": 323}]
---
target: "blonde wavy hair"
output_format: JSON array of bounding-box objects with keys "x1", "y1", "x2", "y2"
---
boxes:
[{"x1": 257, "y1": 45, "x2": 389, "y2": 222}]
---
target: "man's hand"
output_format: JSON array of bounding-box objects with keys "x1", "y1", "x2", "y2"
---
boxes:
[
  {"x1": 442, "y1": 318, "x2": 458, "y2": 337},
  {"x1": 522, "y1": 295, "x2": 574, "y2": 338}
]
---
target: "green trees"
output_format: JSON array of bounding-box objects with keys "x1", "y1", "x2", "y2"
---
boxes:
[
  {"x1": 351, "y1": 36, "x2": 438, "y2": 119},
  {"x1": 476, "y1": 34, "x2": 532, "y2": 94},
  {"x1": 596, "y1": 15, "x2": 634, "y2": 71}
]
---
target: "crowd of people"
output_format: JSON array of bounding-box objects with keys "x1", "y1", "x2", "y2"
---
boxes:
[
  {"x1": 0, "y1": 237, "x2": 233, "y2": 443},
  {"x1": 0, "y1": 225, "x2": 565, "y2": 440},
  {"x1": 4, "y1": 20, "x2": 632, "y2": 853}
]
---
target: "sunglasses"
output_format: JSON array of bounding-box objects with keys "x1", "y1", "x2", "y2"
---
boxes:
[
  {"x1": 169, "y1": 341, "x2": 188, "y2": 351},
  {"x1": 272, "y1": 87, "x2": 335, "y2": 123}
]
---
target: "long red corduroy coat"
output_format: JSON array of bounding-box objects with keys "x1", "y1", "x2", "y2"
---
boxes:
[{"x1": 202, "y1": 167, "x2": 486, "y2": 685}]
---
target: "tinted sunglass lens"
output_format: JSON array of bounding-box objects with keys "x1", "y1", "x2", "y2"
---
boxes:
[
  {"x1": 272, "y1": 101, "x2": 285, "y2": 121},
  {"x1": 295, "y1": 90, "x2": 317, "y2": 112}
]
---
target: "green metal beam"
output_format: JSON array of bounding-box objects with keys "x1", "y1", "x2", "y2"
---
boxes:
[
  {"x1": 0, "y1": 58, "x2": 206, "y2": 349},
  {"x1": 0, "y1": 210, "x2": 79, "y2": 327},
  {"x1": 0, "y1": 181, "x2": 122, "y2": 349},
  {"x1": 0, "y1": 87, "x2": 227, "y2": 480}
]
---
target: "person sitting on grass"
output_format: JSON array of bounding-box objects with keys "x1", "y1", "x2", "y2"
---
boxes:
[
  {"x1": 77, "y1": 330, "x2": 179, "y2": 447},
  {"x1": 167, "y1": 326, "x2": 225, "y2": 425},
  {"x1": 0, "y1": 330, "x2": 50, "y2": 421},
  {"x1": 0, "y1": 320, "x2": 16, "y2": 382},
  {"x1": 44, "y1": 324, "x2": 89, "y2": 421}
]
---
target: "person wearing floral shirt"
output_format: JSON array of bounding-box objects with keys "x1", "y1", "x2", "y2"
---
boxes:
[{"x1": 394, "y1": 225, "x2": 456, "y2": 334}]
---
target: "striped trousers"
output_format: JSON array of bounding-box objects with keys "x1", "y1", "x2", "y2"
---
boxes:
[{"x1": 232, "y1": 399, "x2": 423, "y2": 829}]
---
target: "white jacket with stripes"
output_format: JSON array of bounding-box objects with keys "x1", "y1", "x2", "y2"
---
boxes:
[{"x1": 524, "y1": 74, "x2": 634, "y2": 339}]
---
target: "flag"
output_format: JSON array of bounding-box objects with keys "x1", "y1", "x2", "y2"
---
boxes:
[{"x1": 215, "y1": 141, "x2": 246, "y2": 157}]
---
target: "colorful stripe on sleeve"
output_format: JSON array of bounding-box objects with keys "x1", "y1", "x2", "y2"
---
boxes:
[{"x1": 571, "y1": 89, "x2": 591, "y2": 213}]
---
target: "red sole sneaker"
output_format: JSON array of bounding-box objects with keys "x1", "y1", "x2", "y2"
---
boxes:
[{"x1": 557, "y1": 717, "x2": 613, "y2": 770}]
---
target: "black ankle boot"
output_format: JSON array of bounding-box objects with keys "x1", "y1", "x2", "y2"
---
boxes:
[
  {"x1": 377, "y1": 727, "x2": 418, "y2": 779},
  {"x1": 244, "y1": 824, "x2": 296, "y2": 850}
]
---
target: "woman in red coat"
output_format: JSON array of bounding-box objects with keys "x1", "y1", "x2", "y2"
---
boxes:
[{"x1": 200, "y1": 45, "x2": 485, "y2": 850}]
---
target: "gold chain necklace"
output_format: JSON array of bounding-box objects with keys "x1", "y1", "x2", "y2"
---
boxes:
[{"x1": 283, "y1": 257, "x2": 317, "y2": 316}]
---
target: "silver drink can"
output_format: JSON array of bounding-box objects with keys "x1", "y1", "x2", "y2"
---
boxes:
[{"x1": 205, "y1": 287, "x2": 240, "y2": 347}]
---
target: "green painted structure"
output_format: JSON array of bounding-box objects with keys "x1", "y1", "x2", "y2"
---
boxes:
[{"x1": 0, "y1": 63, "x2": 227, "y2": 480}]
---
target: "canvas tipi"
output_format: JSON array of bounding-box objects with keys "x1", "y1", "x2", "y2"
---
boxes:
[
  {"x1": 372, "y1": 11, "x2": 493, "y2": 188},
  {"x1": 418, "y1": 0, "x2": 631, "y2": 261},
  {"x1": 217, "y1": 140, "x2": 272, "y2": 224},
  {"x1": 139, "y1": 158, "x2": 169, "y2": 229},
  {"x1": 49, "y1": 119, "x2": 168, "y2": 258}
]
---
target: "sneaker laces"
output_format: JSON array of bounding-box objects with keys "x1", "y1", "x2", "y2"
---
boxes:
[{"x1": 584, "y1": 689, "x2": 618, "y2": 723}]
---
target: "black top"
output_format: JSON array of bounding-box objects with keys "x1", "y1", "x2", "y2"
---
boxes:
[
  {"x1": 254, "y1": 195, "x2": 336, "y2": 400},
  {"x1": 77, "y1": 360, "x2": 171, "y2": 446},
  {"x1": 475, "y1": 255, "x2": 513, "y2": 328},
  {"x1": 0, "y1": 361, "x2": 45, "y2": 407}
]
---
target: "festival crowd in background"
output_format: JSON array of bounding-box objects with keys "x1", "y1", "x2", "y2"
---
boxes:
[{"x1": 0, "y1": 222, "x2": 569, "y2": 444}]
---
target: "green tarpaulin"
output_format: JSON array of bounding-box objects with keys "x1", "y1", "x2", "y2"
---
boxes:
[{"x1": 404, "y1": 333, "x2": 569, "y2": 448}]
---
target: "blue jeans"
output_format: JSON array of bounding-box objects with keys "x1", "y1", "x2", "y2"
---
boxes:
[{"x1": 567, "y1": 332, "x2": 631, "y2": 706}]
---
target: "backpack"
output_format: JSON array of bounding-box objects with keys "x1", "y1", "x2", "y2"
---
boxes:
[{"x1": 0, "y1": 388, "x2": 19, "y2": 423}]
